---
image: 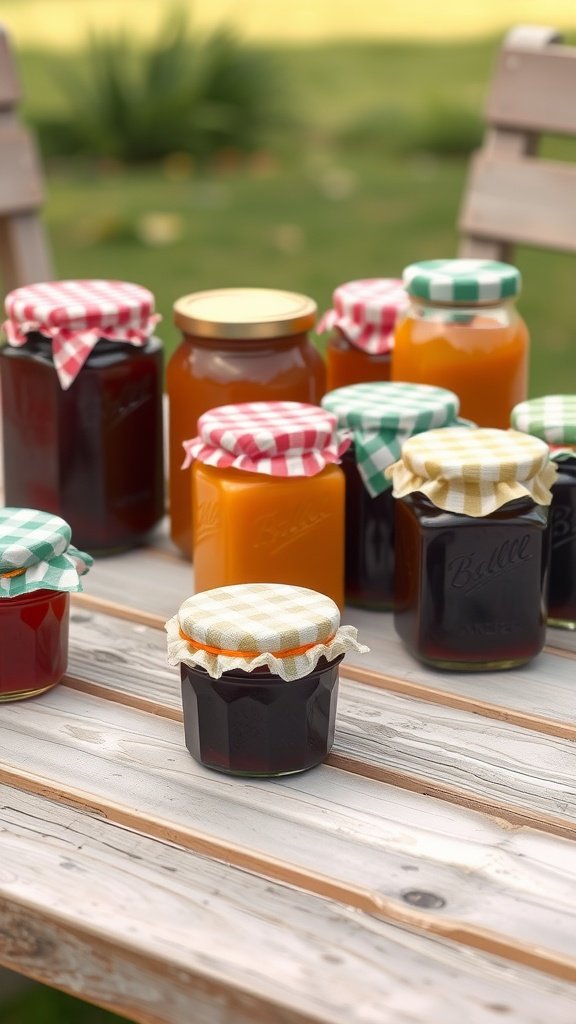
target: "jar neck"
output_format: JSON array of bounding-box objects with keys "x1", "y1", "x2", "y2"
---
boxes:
[{"x1": 180, "y1": 330, "x2": 310, "y2": 352}]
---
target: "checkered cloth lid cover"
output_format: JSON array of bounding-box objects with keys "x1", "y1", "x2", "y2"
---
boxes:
[
  {"x1": 322, "y1": 382, "x2": 472, "y2": 497},
  {"x1": 3, "y1": 280, "x2": 161, "y2": 390},
  {"x1": 385, "y1": 428, "x2": 557, "y2": 517},
  {"x1": 403, "y1": 259, "x2": 521, "y2": 304},
  {"x1": 511, "y1": 395, "x2": 576, "y2": 461},
  {"x1": 317, "y1": 278, "x2": 409, "y2": 354},
  {"x1": 0, "y1": 507, "x2": 93, "y2": 598},
  {"x1": 182, "y1": 401, "x2": 351, "y2": 477},
  {"x1": 166, "y1": 583, "x2": 369, "y2": 681}
]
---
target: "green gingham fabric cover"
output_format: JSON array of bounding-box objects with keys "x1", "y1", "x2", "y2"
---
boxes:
[
  {"x1": 321, "y1": 382, "x2": 470, "y2": 496},
  {"x1": 0, "y1": 507, "x2": 92, "y2": 598},
  {"x1": 403, "y1": 259, "x2": 521, "y2": 304},
  {"x1": 511, "y1": 395, "x2": 576, "y2": 461}
]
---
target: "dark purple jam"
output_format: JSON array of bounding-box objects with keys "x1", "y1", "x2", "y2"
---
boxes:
[
  {"x1": 547, "y1": 458, "x2": 576, "y2": 629},
  {"x1": 180, "y1": 655, "x2": 343, "y2": 776},
  {"x1": 341, "y1": 445, "x2": 395, "y2": 609},
  {"x1": 0, "y1": 334, "x2": 164, "y2": 554},
  {"x1": 394, "y1": 493, "x2": 549, "y2": 669}
]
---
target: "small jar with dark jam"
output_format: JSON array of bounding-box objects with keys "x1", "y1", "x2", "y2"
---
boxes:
[
  {"x1": 321, "y1": 381, "x2": 468, "y2": 609},
  {"x1": 1, "y1": 280, "x2": 164, "y2": 554},
  {"x1": 387, "y1": 428, "x2": 556, "y2": 670},
  {"x1": 0, "y1": 507, "x2": 92, "y2": 701},
  {"x1": 318, "y1": 279, "x2": 408, "y2": 392},
  {"x1": 166, "y1": 583, "x2": 368, "y2": 776},
  {"x1": 512, "y1": 395, "x2": 576, "y2": 630}
]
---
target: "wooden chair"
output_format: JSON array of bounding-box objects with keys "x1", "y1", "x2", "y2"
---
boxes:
[
  {"x1": 459, "y1": 24, "x2": 576, "y2": 262},
  {"x1": 0, "y1": 25, "x2": 52, "y2": 293}
]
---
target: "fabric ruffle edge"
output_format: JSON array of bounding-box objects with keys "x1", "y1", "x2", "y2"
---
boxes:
[
  {"x1": 316, "y1": 309, "x2": 393, "y2": 354},
  {"x1": 2, "y1": 315, "x2": 161, "y2": 348},
  {"x1": 181, "y1": 435, "x2": 352, "y2": 476},
  {"x1": 0, "y1": 546, "x2": 93, "y2": 598},
  {"x1": 165, "y1": 618, "x2": 369, "y2": 682},
  {"x1": 385, "y1": 459, "x2": 558, "y2": 516}
]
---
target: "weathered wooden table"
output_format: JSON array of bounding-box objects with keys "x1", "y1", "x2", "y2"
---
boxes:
[{"x1": 1, "y1": 522, "x2": 576, "y2": 1023}]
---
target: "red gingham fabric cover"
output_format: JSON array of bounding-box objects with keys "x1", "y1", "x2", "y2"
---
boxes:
[
  {"x1": 182, "y1": 401, "x2": 351, "y2": 477},
  {"x1": 317, "y1": 278, "x2": 409, "y2": 354},
  {"x1": 3, "y1": 280, "x2": 160, "y2": 390}
]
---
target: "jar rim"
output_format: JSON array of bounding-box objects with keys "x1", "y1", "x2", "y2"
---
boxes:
[{"x1": 173, "y1": 288, "x2": 316, "y2": 339}]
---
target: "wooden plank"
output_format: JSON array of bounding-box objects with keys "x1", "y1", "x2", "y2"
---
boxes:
[
  {"x1": 486, "y1": 43, "x2": 576, "y2": 136},
  {"x1": 3, "y1": 788, "x2": 576, "y2": 1024},
  {"x1": 0, "y1": 28, "x2": 20, "y2": 109},
  {"x1": 0, "y1": 210, "x2": 53, "y2": 291},
  {"x1": 2, "y1": 687, "x2": 576, "y2": 979},
  {"x1": 459, "y1": 155, "x2": 576, "y2": 253},
  {"x1": 0, "y1": 119, "x2": 44, "y2": 215}
]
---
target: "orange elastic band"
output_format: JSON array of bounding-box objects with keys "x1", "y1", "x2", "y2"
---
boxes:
[
  {"x1": 179, "y1": 627, "x2": 336, "y2": 659},
  {"x1": 0, "y1": 568, "x2": 26, "y2": 579}
]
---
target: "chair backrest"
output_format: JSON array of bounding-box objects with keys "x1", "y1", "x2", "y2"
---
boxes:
[
  {"x1": 459, "y1": 25, "x2": 576, "y2": 261},
  {"x1": 0, "y1": 25, "x2": 52, "y2": 294}
]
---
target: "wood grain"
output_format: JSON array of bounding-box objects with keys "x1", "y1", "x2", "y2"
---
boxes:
[
  {"x1": 2, "y1": 686, "x2": 576, "y2": 979},
  {"x1": 3, "y1": 787, "x2": 576, "y2": 1024},
  {"x1": 486, "y1": 42, "x2": 576, "y2": 136}
]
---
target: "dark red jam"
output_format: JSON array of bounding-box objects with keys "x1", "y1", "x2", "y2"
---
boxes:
[
  {"x1": 0, "y1": 589, "x2": 69, "y2": 700},
  {"x1": 180, "y1": 655, "x2": 343, "y2": 776},
  {"x1": 0, "y1": 334, "x2": 164, "y2": 554},
  {"x1": 341, "y1": 445, "x2": 395, "y2": 609},
  {"x1": 547, "y1": 458, "x2": 576, "y2": 629},
  {"x1": 394, "y1": 494, "x2": 549, "y2": 669}
]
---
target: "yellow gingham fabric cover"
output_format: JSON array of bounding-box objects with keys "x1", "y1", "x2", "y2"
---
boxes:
[
  {"x1": 166, "y1": 583, "x2": 368, "y2": 681},
  {"x1": 385, "y1": 427, "x2": 557, "y2": 517}
]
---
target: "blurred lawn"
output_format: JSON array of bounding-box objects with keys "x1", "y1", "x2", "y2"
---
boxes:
[
  {"x1": 12, "y1": 37, "x2": 576, "y2": 397},
  {"x1": 2, "y1": 32, "x2": 576, "y2": 1024}
]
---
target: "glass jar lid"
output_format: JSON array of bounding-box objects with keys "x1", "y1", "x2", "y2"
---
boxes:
[
  {"x1": 0, "y1": 507, "x2": 92, "y2": 597},
  {"x1": 166, "y1": 582, "x2": 368, "y2": 681},
  {"x1": 317, "y1": 278, "x2": 408, "y2": 354},
  {"x1": 3, "y1": 280, "x2": 159, "y2": 390},
  {"x1": 322, "y1": 382, "x2": 469, "y2": 496},
  {"x1": 403, "y1": 259, "x2": 521, "y2": 304},
  {"x1": 386, "y1": 427, "x2": 556, "y2": 516},
  {"x1": 182, "y1": 400, "x2": 351, "y2": 477},
  {"x1": 511, "y1": 395, "x2": 576, "y2": 450},
  {"x1": 173, "y1": 288, "x2": 317, "y2": 340}
]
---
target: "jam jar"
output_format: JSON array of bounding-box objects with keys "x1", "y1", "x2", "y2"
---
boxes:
[
  {"x1": 318, "y1": 278, "x2": 408, "y2": 392},
  {"x1": 387, "y1": 428, "x2": 556, "y2": 670},
  {"x1": 168, "y1": 288, "x2": 326, "y2": 558},
  {"x1": 392, "y1": 260, "x2": 529, "y2": 428},
  {"x1": 183, "y1": 401, "x2": 349, "y2": 609},
  {"x1": 321, "y1": 382, "x2": 469, "y2": 609},
  {"x1": 166, "y1": 582, "x2": 368, "y2": 776},
  {"x1": 1, "y1": 280, "x2": 164, "y2": 554},
  {"x1": 0, "y1": 507, "x2": 92, "y2": 701},
  {"x1": 512, "y1": 395, "x2": 576, "y2": 630}
]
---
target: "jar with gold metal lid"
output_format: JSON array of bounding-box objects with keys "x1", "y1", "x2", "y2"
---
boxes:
[{"x1": 168, "y1": 288, "x2": 326, "y2": 557}]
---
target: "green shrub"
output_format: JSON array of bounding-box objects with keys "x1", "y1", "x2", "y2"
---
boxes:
[
  {"x1": 335, "y1": 101, "x2": 483, "y2": 159},
  {"x1": 33, "y1": 8, "x2": 285, "y2": 165}
]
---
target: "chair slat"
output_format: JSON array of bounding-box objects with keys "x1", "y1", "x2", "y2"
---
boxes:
[
  {"x1": 486, "y1": 44, "x2": 576, "y2": 136},
  {"x1": 0, "y1": 28, "x2": 19, "y2": 109}
]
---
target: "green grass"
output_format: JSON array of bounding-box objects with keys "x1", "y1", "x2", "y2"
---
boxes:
[
  {"x1": 3, "y1": 32, "x2": 576, "y2": 1024},
  {"x1": 0, "y1": 986, "x2": 128, "y2": 1023}
]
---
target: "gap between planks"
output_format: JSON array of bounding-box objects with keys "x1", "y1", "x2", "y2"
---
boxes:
[
  {"x1": 1, "y1": 759, "x2": 576, "y2": 987},
  {"x1": 71, "y1": 592, "x2": 576, "y2": 742},
  {"x1": 61, "y1": 673, "x2": 576, "y2": 845}
]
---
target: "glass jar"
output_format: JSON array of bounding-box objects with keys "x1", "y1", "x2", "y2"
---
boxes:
[
  {"x1": 0, "y1": 508, "x2": 92, "y2": 701},
  {"x1": 166, "y1": 583, "x2": 368, "y2": 776},
  {"x1": 1, "y1": 281, "x2": 164, "y2": 554},
  {"x1": 511, "y1": 395, "x2": 576, "y2": 629},
  {"x1": 387, "y1": 428, "x2": 555, "y2": 670},
  {"x1": 322, "y1": 381, "x2": 468, "y2": 609},
  {"x1": 392, "y1": 260, "x2": 529, "y2": 428},
  {"x1": 184, "y1": 402, "x2": 347, "y2": 609},
  {"x1": 318, "y1": 279, "x2": 408, "y2": 392},
  {"x1": 168, "y1": 288, "x2": 326, "y2": 557}
]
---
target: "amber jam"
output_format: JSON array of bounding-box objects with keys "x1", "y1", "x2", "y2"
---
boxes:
[
  {"x1": 0, "y1": 335, "x2": 164, "y2": 554},
  {"x1": 548, "y1": 458, "x2": 576, "y2": 629},
  {"x1": 394, "y1": 494, "x2": 549, "y2": 670},
  {"x1": 326, "y1": 332, "x2": 392, "y2": 391},
  {"x1": 341, "y1": 445, "x2": 395, "y2": 609},
  {"x1": 180, "y1": 655, "x2": 342, "y2": 776},
  {"x1": 0, "y1": 589, "x2": 69, "y2": 701}
]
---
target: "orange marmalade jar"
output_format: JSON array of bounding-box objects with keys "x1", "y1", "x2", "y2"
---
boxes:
[
  {"x1": 183, "y1": 402, "x2": 348, "y2": 609},
  {"x1": 392, "y1": 260, "x2": 529, "y2": 428},
  {"x1": 168, "y1": 289, "x2": 326, "y2": 557},
  {"x1": 318, "y1": 278, "x2": 409, "y2": 392}
]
